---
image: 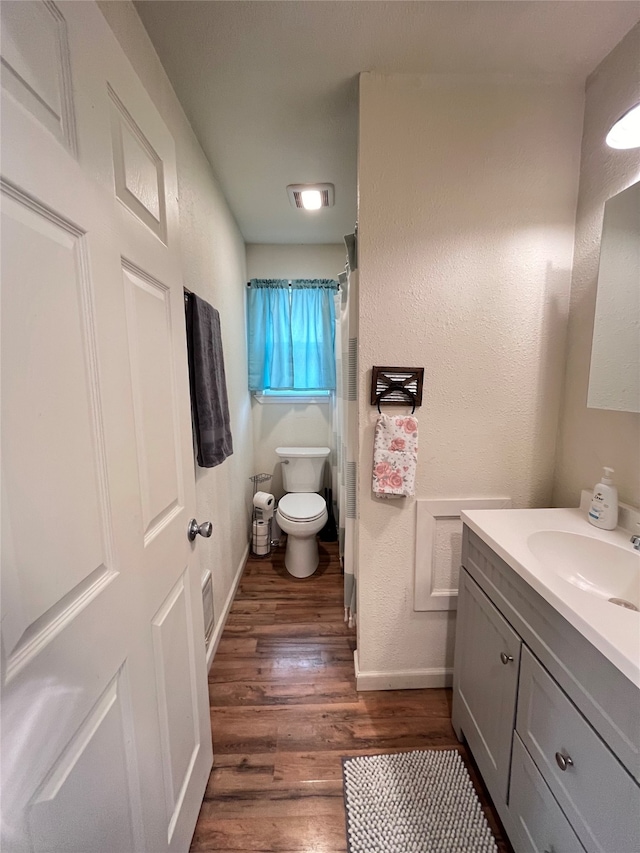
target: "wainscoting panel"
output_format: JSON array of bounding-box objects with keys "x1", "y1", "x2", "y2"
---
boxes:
[{"x1": 414, "y1": 498, "x2": 511, "y2": 611}]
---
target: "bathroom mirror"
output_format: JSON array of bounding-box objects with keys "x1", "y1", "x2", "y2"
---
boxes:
[{"x1": 587, "y1": 180, "x2": 640, "y2": 413}]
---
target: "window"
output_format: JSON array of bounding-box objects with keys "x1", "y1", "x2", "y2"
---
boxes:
[{"x1": 247, "y1": 279, "x2": 338, "y2": 396}]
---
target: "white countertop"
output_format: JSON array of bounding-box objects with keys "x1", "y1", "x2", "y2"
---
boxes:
[{"x1": 461, "y1": 507, "x2": 640, "y2": 688}]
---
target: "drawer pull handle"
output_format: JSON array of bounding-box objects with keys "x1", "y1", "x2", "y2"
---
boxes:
[
  {"x1": 555, "y1": 751, "x2": 574, "y2": 772},
  {"x1": 500, "y1": 652, "x2": 514, "y2": 665}
]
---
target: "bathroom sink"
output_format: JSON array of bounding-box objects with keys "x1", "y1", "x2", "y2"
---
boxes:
[
  {"x1": 462, "y1": 506, "x2": 640, "y2": 686},
  {"x1": 527, "y1": 530, "x2": 640, "y2": 610}
]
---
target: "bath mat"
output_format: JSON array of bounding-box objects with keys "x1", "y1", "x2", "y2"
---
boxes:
[{"x1": 342, "y1": 749, "x2": 498, "y2": 853}]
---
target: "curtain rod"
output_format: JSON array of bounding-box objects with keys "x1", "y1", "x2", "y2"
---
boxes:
[
  {"x1": 246, "y1": 280, "x2": 341, "y2": 289},
  {"x1": 246, "y1": 281, "x2": 296, "y2": 286}
]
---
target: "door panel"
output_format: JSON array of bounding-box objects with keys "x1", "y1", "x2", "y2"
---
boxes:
[
  {"x1": 1, "y1": 189, "x2": 113, "y2": 650},
  {"x1": 152, "y1": 574, "x2": 201, "y2": 842},
  {"x1": 0, "y1": 0, "x2": 76, "y2": 151},
  {"x1": 109, "y1": 86, "x2": 167, "y2": 242},
  {"x1": 1, "y1": 3, "x2": 212, "y2": 850},
  {"x1": 123, "y1": 261, "x2": 183, "y2": 543},
  {"x1": 27, "y1": 668, "x2": 144, "y2": 853}
]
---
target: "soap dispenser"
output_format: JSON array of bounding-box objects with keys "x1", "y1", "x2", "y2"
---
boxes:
[{"x1": 588, "y1": 467, "x2": 618, "y2": 530}]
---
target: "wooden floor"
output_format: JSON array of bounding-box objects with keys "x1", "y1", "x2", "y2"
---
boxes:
[{"x1": 190, "y1": 539, "x2": 512, "y2": 852}]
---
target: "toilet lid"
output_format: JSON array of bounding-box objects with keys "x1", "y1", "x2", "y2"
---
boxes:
[{"x1": 278, "y1": 492, "x2": 326, "y2": 522}]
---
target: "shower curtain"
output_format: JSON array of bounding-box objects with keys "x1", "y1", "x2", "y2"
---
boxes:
[{"x1": 333, "y1": 260, "x2": 358, "y2": 628}]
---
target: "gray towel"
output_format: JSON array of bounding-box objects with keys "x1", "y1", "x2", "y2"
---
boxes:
[{"x1": 185, "y1": 293, "x2": 233, "y2": 468}]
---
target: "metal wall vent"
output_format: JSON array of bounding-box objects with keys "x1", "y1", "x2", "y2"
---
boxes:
[
  {"x1": 287, "y1": 183, "x2": 335, "y2": 209},
  {"x1": 370, "y1": 367, "x2": 424, "y2": 409},
  {"x1": 201, "y1": 570, "x2": 214, "y2": 649}
]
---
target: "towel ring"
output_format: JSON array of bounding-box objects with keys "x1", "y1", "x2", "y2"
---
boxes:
[{"x1": 376, "y1": 384, "x2": 416, "y2": 414}]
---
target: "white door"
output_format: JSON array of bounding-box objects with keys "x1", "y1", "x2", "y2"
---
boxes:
[{"x1": 0, "y1": 3, "x2": 213, "y2": 851}]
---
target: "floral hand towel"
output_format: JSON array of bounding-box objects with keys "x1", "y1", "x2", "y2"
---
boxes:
[{"x1": 372, "y1": 414, "x2": 418, "y2": 499}]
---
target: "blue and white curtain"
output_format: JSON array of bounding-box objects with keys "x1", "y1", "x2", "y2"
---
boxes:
[
  {"x1": 333, "y1": 260, "x2": 358, "y2": 627},
  {"x1": 247, "y1": 279, "x2": 337, "y2": 391}
]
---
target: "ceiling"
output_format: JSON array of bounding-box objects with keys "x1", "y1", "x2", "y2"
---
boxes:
[{"x1": 134, "y1": 1, "x2": 640, "y2": 245}]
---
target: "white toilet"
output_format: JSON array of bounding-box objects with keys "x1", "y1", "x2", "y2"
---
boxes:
[{"x1": 275, "y1": 446, "x2": 330, "y2": 578}]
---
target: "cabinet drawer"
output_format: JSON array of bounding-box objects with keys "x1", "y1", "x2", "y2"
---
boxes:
[
  {"x1": 510, "y1": 734, "x2": 585, "y2": 853},
  {"x1": 516, "y1": 648, "x2": 640, "y2": 853}
]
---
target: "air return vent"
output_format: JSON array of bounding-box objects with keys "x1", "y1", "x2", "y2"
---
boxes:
[
  {"x1": 287, "y1": 183, "x2": 334, "y2": 210},
  {"x1": 201, "y1": 570, "x2": 214, "y2": 649}
]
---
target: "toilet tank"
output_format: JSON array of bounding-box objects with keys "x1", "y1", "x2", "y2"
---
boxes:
[{"x1": 276, "y1": 447, "x2": 330, "y2": 492}]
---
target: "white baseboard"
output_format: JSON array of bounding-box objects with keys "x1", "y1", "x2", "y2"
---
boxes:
[
  {"x1": 205, "y1": 542, "x2": 249, "y2": 671},
  {"x1": 354, "y1": 649, "x2": 452, "y2": 691}
]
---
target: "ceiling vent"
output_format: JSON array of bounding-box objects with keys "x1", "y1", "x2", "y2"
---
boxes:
[{"x1": 287, "y1": 183, "x2": 335, "y2": 210}]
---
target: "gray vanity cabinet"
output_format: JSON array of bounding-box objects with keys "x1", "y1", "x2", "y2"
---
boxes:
[
  {"x1": 452, "y1": 525, "x2": 640, "y2": 853},
  {"x1": 452, "y1": 569, "x2": 521, "y2": 803}
]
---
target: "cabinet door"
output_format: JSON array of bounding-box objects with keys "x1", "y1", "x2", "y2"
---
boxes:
[{"x1": 452, "y1": 568, "x2": 521, "y2": 803}]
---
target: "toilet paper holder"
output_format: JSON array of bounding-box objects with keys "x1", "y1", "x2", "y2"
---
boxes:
[{"x1": 249, "y1": 473, "x2": 278, "y2": 556}]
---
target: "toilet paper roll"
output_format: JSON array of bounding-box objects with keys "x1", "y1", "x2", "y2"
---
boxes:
[
  {"x1": 253, "y1": 542, "x2": 270, "y2": 556},
  {"x1": 252, "y1": 519, "x2": 270, "y2": 550},
  {"x1": 253, "y1": 491, "x2": 275, "y2": 513}
]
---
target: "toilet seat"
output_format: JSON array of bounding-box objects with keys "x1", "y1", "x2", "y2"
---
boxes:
[{"x1": 278, "y1": 492, "x2": 325, "y2": 523}]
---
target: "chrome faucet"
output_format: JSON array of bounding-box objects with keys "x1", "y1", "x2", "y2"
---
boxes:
[{"x1": 631, "y1": 523, "x2": 640, "y2": 551}]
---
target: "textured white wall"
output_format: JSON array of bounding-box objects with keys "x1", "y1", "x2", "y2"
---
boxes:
[
  {"x1": 247, "y1": 244, "x2": 345, "y2": 280},
  {"x1": 553, "y1": 24, "x2": 640, "y2": 510},
  {"x1": 98, "y1": 2, "x2": 253, "y2": 630},
  {"x1": 357, "y1": 73, "x2": 583, "y2": 678},
  {"x1": 247, "y1": 243, "x2": 344, "y2": 497}
]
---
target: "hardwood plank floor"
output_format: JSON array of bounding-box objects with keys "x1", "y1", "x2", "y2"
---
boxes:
[{"x1": 191, "y1": 539, "x2": 513, "y2": 852}]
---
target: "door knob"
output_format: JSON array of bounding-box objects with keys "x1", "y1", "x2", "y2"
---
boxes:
[
  {"x1": 187, "y1": 519, "x2": 213, "y2": 541},
  {"x1": 500, "y1": 652, "x2": 514, "y2": 665},
  {"x1": 555, "y1": 751, "x2": 574, "y2": 772}
]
